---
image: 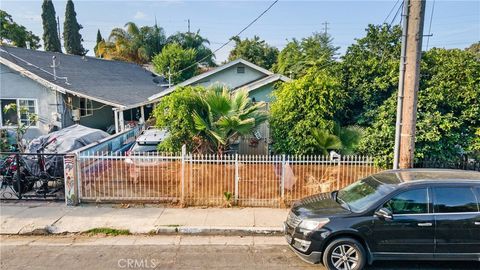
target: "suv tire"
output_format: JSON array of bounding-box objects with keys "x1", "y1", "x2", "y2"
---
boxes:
[{"x1": 323, "y1": 237, "x2": 366, "y2": 270}]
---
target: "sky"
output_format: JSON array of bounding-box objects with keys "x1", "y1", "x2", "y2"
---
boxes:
[{"x1": 1, "y1": 0, "x2": 479, "y2": 63}]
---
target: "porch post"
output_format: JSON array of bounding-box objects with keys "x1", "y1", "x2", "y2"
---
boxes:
[
  {"x1": 113, "y1": 108, "x2": 119, "y2": 134},
  {"x1": 140, "y1": 106, "x2": 145, "y2": 123},
  {"x1": 119, "y1": 110, "x2": 125, "y2": 132}
]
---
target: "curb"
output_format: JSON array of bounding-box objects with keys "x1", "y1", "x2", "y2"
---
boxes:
[
  {"x1": 2, "y1": 226, "x2": 284, "y2": 237},
  {"x1": 154, "y1": 226, "x2": 283, "y2": 236}
]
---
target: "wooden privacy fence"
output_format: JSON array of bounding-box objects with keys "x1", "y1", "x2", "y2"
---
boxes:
[{"x1": 76, "y1": 150, "x2": 382, "y2": 207}]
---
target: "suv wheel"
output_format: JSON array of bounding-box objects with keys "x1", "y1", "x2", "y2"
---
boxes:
[{"x1": 323, "y1": 237, "x2": 366, "y2": 270}]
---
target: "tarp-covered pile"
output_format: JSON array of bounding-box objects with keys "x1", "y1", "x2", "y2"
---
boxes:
[{"x1": 24, "y1": 125, "x2": 109, "y2": 177}]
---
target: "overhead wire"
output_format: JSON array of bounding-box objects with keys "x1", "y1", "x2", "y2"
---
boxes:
[
  {"x1": 425, "y1": 0, "x2": 436, "y2": 50},
  {"x1": 171, "y1": 0, "x2": 279, "y2": 76},
  {"x1": 384, "y1": 0, "x2": 402, "y2": 24}
]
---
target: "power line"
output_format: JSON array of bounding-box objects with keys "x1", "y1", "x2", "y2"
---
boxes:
[
  {"x1": 425, "y1": 0, "x2": 436, "y2": 50},
  {"x1": 173, "y1": 0, "x2": 279, "y2": 76},
  {"x1": 384, "y1": 0, "x2": 401, "y2": 24},
  {"x1": 389, "y1": 0, "x2": 404, "y2": 26}
]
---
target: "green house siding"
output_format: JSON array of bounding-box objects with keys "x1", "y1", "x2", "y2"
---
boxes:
[
  {"x1": 192, "y1": 63, "x2": 267, "y2": 89},
  {"x1": 248, "y1": 83, "x2": 275, "y2": 103}
]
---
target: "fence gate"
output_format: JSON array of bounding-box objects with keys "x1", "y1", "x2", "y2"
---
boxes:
[
  {"x1": 0, "y1": 152, "x2": 65, "y2": 200},
  {"x1": 77, "y1": 152, "x2": 182, "y2": 203}
]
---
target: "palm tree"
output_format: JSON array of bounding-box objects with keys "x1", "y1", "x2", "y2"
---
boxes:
[
  {"x1": 334, "y1": 124, "x2": 363, "y2": 155},
  {"x1": 167, "y1": 30, "x2": 215, "y2": 67},
  {"x1": 311, "y1": 129, "x2": 342, "y2": 156},
  {"x1": 96, "y1": 22, "x2": 165, "y2": 64},
  {"x1": 191, "y1": 85, "x2": 267, "y2": 154},
  {"x1": 311, "y1": 124, "x2": 364, "y2": 156}
]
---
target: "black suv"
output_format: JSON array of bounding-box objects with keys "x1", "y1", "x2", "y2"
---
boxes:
[{"x1": 284, "y1": 169, "x2": 480, "y2": 270}]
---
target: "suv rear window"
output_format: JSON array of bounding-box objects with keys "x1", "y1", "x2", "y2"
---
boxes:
[
  {"x1": 130, "y1": 143, "x2": 158, "y2": 153},
  {"x1": 433, "y1": 187, "x2": 479, "y2": 213}
]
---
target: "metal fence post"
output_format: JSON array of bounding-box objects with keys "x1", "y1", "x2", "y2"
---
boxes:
[
  {"x1": 281, "y1": 154, "x2": 286, "y2": 198},
  {"x1": 181, "y1": 145, "x2": 186, "y2": 206},
  {"x1": 234, "y1": 153, "x2": 239, "y2": 204},
  {"x1": 15, "y1": 154, "x2": 22, "y2": 199},
  {"x1": 337, "y1": 155, "x2": 342, "y2": 191},
  {"x1": 63, "y1": 154, "x2": 79, "y2": 206}
]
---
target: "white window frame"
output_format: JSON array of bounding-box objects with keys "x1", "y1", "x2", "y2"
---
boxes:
[
  {"x1": 0, "y1": 98, "x2": 39, "y2": 128},
  {"x1": 79, "y1": 98, "x2": 93, "y2": 117}
]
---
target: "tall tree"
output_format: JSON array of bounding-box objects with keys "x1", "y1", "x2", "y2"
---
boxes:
[
  {"x1": 228, "y1": 36, "x2": 279, "y2": 70},
  {"x1": 152, "y1": 43, "x2": 197, "y2": 84},
  {"x1": 41, "y1": 0, "x2": 61, "y2": 52},
  {"x1": 93, "y1": 29, "x2": 103, "y2": 57},
  {"x1": 63, "y1": 0, "x2": 86, "y2": 55},
  {"x1": 0, "y1": 10, "x2": 40, "y2": 49},
  {"x1": 274, "y1": 32, "x2": 339, "y2": 79}
]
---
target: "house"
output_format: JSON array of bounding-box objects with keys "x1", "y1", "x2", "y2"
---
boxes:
[
  {"x1": 147, "y1": 58, "x2": 291, "y2": 154},
  {"x1": 0, "y1": 46, "x2": 169, "y2": 140},
  {"x1": 148, "y1": 58, "x2": 290, "y2": 104}
]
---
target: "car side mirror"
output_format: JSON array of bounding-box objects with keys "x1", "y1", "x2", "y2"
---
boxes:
[{"x1": 375, "y1": 207, "x2": 393, "y2": 220}]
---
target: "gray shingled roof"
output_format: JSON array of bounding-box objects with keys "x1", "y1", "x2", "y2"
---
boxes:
[{"x1": 0, "y1": 46, "x2": 167, "y2": 107}]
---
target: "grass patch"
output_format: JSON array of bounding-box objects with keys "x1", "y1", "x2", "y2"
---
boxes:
[{"x1": 84, "y1": 227, "x2": 131, "y2": 236}]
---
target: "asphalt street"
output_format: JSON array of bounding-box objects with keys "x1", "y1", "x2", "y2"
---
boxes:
[{"x1": 1, "y1": 236, "x2": 479, "y2": 270}]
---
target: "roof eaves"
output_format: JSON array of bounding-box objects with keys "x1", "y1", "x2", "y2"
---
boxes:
[
  {"x1": 234, "y1": 74, "x2": 291, "y2": 93},
  {"x1": 0, "y1": 56, "x2": 126, "y2": 109}
]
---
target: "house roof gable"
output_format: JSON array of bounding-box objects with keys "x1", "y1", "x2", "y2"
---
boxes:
[{"x1": 148, "y1": 58, "x2": 274, "y2": 101}]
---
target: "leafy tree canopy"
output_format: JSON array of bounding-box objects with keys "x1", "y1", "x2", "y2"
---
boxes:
[
  {"x1": 167, "y1": 30, "x2": 215, "y2": 67},
  {"x1": 0, "y1": 10, "x2": 40, "y2": 49},
  {"x1": 273, "y1": 32, "x2": 339, "y2": 79},
  {"x1": 341, "y1": 24, "x2": 401, "y2": 126},
  {"x1": 228, "y1": 35, "x2": 279, "y2": 70},
  {"x1": 270, "y1": 66, "x2": 348, "y2": 155},
  {"x1": 153, "y1": 86, "x2": 206, "y2": 152},
  {"x1": 152, "y1": 43, "x2": 197, "y2": 84},
  {"x1": 358, "y1": 48, "x2": 480, "y2": 166}
]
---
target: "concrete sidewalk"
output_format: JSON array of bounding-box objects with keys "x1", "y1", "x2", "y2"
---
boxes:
[{"x1": 0, "y1": 201, "x2": 288, "y2": 235}]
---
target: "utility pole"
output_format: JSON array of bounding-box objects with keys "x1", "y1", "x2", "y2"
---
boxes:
[
  {"x1": 393, "y1": 0, "x2": 409, "y2": 169},
  {"x1": 395, "y1": 0, "x2": 426, "y2": 169},
  {"x1": 321, "y1": 21, "x2": 329, "y2": 35}
]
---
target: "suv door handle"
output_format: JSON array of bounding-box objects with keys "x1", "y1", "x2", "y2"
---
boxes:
[{"x1": 417, "y1": 222, "x2": 432, "y2": 227}]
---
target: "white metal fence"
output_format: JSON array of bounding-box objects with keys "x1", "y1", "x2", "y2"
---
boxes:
[{"x1": 77, "y1": 150, "x2": 382, "y2": 207}]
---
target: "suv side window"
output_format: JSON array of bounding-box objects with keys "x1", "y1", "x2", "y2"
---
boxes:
[
  {"x1": 433, "y1": 187, "x2": 479, "y2": 213},
  {"x1": 383, "y1": 188, "x2": 429, "y2": 215}
]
